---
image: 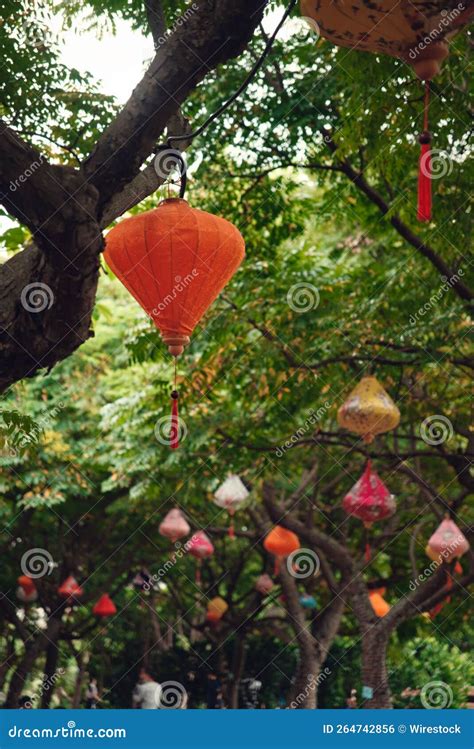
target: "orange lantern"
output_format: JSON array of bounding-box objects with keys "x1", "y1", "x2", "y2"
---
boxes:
[
  {"x1": 58, "y1": 576, "x2": 84, "y2": 599},
  {"x1": 93, "y1": 593, "x2": 117, "y2": 618},
  {"x1": 264, "y1": 525, "x2": 300, "y2": 575},
  {"x1": 17, "y1": 575, "x2": 36, "y2": 595},
  {"x1": 104, "y1": 198, "x2": 245, "y2": 448},
  {"x1": 369, "y1": 589, "x2": 390, "y2": 617},
  {"x1": 300, "y1": 1, "x2": 473, "y2": 221},
  {"x1": 206, "y1": 597, "x2": 228, "y2": 623}
]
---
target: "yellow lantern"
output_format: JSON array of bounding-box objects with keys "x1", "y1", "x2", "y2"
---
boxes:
[
  {"x1": 206, "y1": 597, "x2": 228, "y2": 623},
  {"x1": 337, "y1": 376, "x2": 400, "y2": 443}
]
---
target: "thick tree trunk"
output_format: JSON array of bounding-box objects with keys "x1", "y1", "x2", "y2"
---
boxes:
[
  {"x1": 40, "y1": 636, "x2": 60, "y2": 708},
  {"x1": 229, "y1": 636, "x2": 246, "y2": 708},
  {"x1": 360, "y1": 626, "x2": 392, "y2": 708},
  {"x1": 5, "y1": 618, "x2": 61, "y2": 708}
]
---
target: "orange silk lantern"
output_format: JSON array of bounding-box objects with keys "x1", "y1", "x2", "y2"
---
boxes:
[
  {"x1": 58, "y1": 576, "x2": 84, "y2": 599},
  {"x1": 104, "y1": 198, "x2": 245, "y2": 448},
  {"x1": 301, "y1": 1, "x2": 474, "y2": 222},
  {"x1": 264, "y1": 525, "x2": 300, "y2": 575},
  {"x1": 93, "y1": 594, "x2": 117, "y2": 618},
  {"x1": 206, "y1": 597, "x2": 228, "y2": 623},
  {"x1": 369, "y1": 589, "x2": 390, "y2": 617}
]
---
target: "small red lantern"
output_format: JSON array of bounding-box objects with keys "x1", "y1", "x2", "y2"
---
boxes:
[
  {"x1": 58, "y1": 576, "x2": 84, "y2": 599},
  {"x1": 188, "y1": 531, "x2": 214, "y2": 585},
  {"x1": 343, "y1": 461, "x2": 396, "y2": 527},
  {"x1": 17, "y1": 575, "x2": 36, "y2": 595},
  {"x1": 428, "y1": 518, "x2": 469, "y2": 562},
  {"x1": 93, "y1": 594, "x2": 117, "y2": 618}
]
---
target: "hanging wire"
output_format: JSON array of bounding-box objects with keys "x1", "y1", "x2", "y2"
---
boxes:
[{"x1": 166, "y1": 0, "x2": 297, "y2": 146}]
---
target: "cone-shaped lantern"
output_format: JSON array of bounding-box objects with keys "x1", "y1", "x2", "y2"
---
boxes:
[
  {"x1": 338, "y1": 376, "x2": 400, "y2": 443},
  {"x1": 104, "y1": 198, "x2": 245, "y2": 449},
  {"x1": 159, "y1": 508, "x2": 190, "y2": 544},
  {"x1": 264, "y1": 525, "x2": 300, "y2": 575},
  {"x1": 93, "y1": 593, "x2": 117, "y2": 618},
  {"x1": 213, "y1": 475, "x2": 249, "y2": 539},
  {"x1": 425, "y1": 544, "x2": 463, "y2": 575},
  {"x1": 206, "y1": 597, "x2": 228, "y2": 623},
  {"x1": 16, "y1": 585, "x2": 38, "y2": 603},
  {"x1": 300, "y1": 1, "x2": 473, "y2": 221},
  {"x1": 58, "y1": 575, "x2": 84, "y2": 599},
  {"x1": 369, "y1": 590, "x2": 390, "y2": 617},
  {"x1": 428, "y1": 518, "x2": 469, "y2": 562},
  {"x1": 188, "y1": 531, "x2": 214, "y2": 585},
  {"x1": 255, "y1": 573, "x2": 274, "y2": 595},
  {"x1": 343, "y1": 461, "x2": 396, "y2": 527}
]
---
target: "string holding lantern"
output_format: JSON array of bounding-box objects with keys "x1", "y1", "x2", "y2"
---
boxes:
[
  {"x1": 343, "y1": 461, "x2": 396, "y2": 561},
  {"x1": 159, "y1": 509, "x2": 191, "y2": 544},
  {"x1": 206, "y1": 597, "x2": 228, "y2": 624},
  {"x1": 188, "y1": 531, "x2": 214, "y2": 584},
  {"x1": 93, "y1": 593, "x2": 117, "y2": 618},
  {"x1": 300, "y1": 0, "x2": 474, "y2": 221},
  {"x1": 338, "y1": 376, "x2": 400, "y2": 444},
  {"x1": 263, "y1": 525, "x2": 300, "y2": 575},
  {"x1": 213, "y1": 475, "x2": 250, "y2": 539},
  {"x1": 104, "y1": 187, "x2": 245, "y2": 450},
  {"x1": 58, "y1": 576, "x2": 84, "y2": 600},
  {"x1": 255, "y1": 574, "x2": 275, "y2": 596},
  {"x1": 369, "y1": 588, "x2": 391, "y2": 617}
]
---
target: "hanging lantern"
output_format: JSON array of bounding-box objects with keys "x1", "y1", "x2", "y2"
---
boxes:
[
  {"x1": 300, "y1": 1, "x2": 474, "y2": 220},
  {"x1": 264, "y1": 525, "x2": 300, "y2": 575},
  {"x1": 213, "y1": 475, "x2": 250, "y2": 538},
  {"x1": 159, "y1": 508, "x2": 191, "y2": 544},
  {"x1": 338, "y1": 376, "x2": 400, "y2": 443},
  {"x1": 299, "y1": 594, "x2": 318, "y2": 610},
  {"x1": 206, "y1": 597, "x2": 228, "y2": 623},
  {"x1": 369, "y1": 589, "x2": 390, "y2": 617},
  {"x1": 104, "y1": 198, "x2": 245, "y2": 449},
  {"x1": 93, "y1": 594, "x2": 117, "y2": 618},
  {"x1": 17, "y1": 575, "x2": 36, "y2": 595},
  {"x1": 188, "y1": 531, "x2": 214, "y2": 584},
  {"x1": 58, "y1": 576, "x2": 84, "y2": 599},
  {"x1": 255, "y1": 574, "x2": 274, "y2": 595},
  {"x1": 428, "y1": 518, "x2": 469, "y2": 562},
  {"x1": 16, "y1": 585, "x2": 38, "y2": 604},
  {"x1": 343, "y1": 461, "x2": 396, "y2": 527}
]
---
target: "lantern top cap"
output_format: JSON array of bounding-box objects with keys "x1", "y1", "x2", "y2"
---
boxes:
[{"x1": 158, "y1": 197, "x2": 189, "y2": 207}]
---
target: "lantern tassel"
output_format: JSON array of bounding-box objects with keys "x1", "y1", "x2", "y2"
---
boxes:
[
  {"x1": 365, "y1": 543, "x2": 371, "y2": 563},
  {"x1": 417, "y1": 82, "x2": 432, "y2": 223},
  {"x1": 170, "y1": 390, "x2": 179, "y2": 449},
  {"x1": 228, "y1": 509, "x2": 235, "y2": 540}
]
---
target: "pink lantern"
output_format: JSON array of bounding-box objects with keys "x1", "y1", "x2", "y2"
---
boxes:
[
  {"x1": 343, "y1": 461, "x2": 396, "y2": 528},
  {"x1": 428, "y1": 518, "x2": 469, "y2": 562},
  {"x1": 159, "y1": 509, "x2": 190, "y2": 544},
  {"x1": 188, "y1": 531, "x2": 214, "y2": 585},
  {"x1": 255, "y1": 574, "x2": 274, "y2": 595},
  {"x1": 213, "y1": 475, "x2": 249, "y2": 539}
]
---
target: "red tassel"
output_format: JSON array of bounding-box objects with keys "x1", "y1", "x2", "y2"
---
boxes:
[
  {"x1": 170, "y1": 390, "x2": 179, "y2": 449},
  {"x1": 228, "y1": 509, "x2": 235, "y2": 540},
  {"x1": 365, "y1": 543, "x2": 371, "y2": 563},
  {"x1": 417, "y1": 83, "x2": 432, "y2": 223},
  {"x1": 274, "y1": 557, "x2": 281, "y2": 576}
]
